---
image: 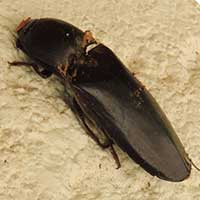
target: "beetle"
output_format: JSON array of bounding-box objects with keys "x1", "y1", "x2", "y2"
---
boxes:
[{"x1": 9, "y1": 17, "x2": 198, "y2": 182}]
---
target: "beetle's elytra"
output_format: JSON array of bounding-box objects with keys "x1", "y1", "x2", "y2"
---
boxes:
[{"x1": 9, "y1": 17, "x2": 197, "y2": 182}]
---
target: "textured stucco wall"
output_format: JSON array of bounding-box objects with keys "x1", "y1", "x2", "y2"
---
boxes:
[{"x1": 1, "y1": 0, "x2": 200, "y2": 199}]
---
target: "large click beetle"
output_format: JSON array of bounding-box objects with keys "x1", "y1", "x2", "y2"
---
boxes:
[{"x1": 9, "y1": 17, "x2": 199, "y2": 182}]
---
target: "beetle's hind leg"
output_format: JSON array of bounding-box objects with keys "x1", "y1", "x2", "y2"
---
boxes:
[
  {"x1": 71, "y1": 98, "x2": 121, "y2": 168},
  {"x1": 71, "y1": 99, "x2": 110, "y2": 149},
  {"x1": 81, "y1": 114, "x2": 121, "y2": 168},
  {"x1": 8, "y1": 61, "x2": 52, "y2": 78},
  {"x1": 82, "y1": 117, "x2": 111, "y2": 149}
]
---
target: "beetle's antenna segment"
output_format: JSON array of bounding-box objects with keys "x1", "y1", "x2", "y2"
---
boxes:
[{"x1": 16, "y1": 17, "x2": 31, "y2": 32}]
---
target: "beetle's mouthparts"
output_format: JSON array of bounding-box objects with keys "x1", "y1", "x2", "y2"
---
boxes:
[{"x1": 16, "y1": 17, "x2": 32, "y2": 32}]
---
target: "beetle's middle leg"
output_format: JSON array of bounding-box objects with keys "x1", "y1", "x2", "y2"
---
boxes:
[{"x1": 8, "y1": 61, "x2": 52, "y2": 78}]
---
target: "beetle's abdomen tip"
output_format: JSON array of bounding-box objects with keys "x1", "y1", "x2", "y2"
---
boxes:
[{"x1": 16, "y1": 17, "x2": 32, "y2": 32}]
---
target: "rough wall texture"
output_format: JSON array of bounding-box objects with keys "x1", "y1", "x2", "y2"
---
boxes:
[{"x1": 0, "y1": 0, "x2": 200, "y2": 199}]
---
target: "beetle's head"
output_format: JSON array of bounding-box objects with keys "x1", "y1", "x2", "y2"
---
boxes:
[{"x1": 14, "y1": 18, "x2": 97, "y2": 79}]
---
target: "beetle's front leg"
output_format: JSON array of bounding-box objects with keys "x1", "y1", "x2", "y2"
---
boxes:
[{"x1": 8, "y1": 61, "x2": 52, "y2": 78}]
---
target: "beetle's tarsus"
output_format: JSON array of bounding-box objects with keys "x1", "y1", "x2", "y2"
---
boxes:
[
  {"x1": 8, "y1": 61, "x2": 52, "y2": 78},
  {"x1": 109, "y1": 144, "x2": 121, "y2": 169}
]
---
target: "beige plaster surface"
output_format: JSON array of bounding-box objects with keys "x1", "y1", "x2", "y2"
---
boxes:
[{"x1": 0, "y1": 0, "x2": 200, "y2": 199}]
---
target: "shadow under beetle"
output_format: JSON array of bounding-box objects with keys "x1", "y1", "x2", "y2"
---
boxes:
[{"x1": 9, "y1": 17, "x2": 199, "y2": 182}]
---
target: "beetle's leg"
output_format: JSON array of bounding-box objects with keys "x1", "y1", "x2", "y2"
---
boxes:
[
  {"x1": 81, "y1": 116, "x2": 111, "y2": 149},
  {"x1": 64, "y1": 94, "x2": 121, "y2": 167},
  {"x1": 72, "y1": 99, "x2": 121, "y2": 168},
  {"x1": 82, "y1": 118, "x2": 121, "y2": 167},
  {"x1": 70, "y1": 98, "x2": 121, "y2": 167},
  {"x1": 81, "y1": 116, "x2": 121, "y2": 168},
  {"x1": 8, "y1": 61, "x2": 52, "y2": 78},
  {"x1": 71, "y1": 99, "x2": 110, "y2": 149}
]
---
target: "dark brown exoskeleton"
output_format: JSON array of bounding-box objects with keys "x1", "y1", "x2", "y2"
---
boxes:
[{"x1": 10, "y1": 17, "x2": 199, "y2": 182}]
